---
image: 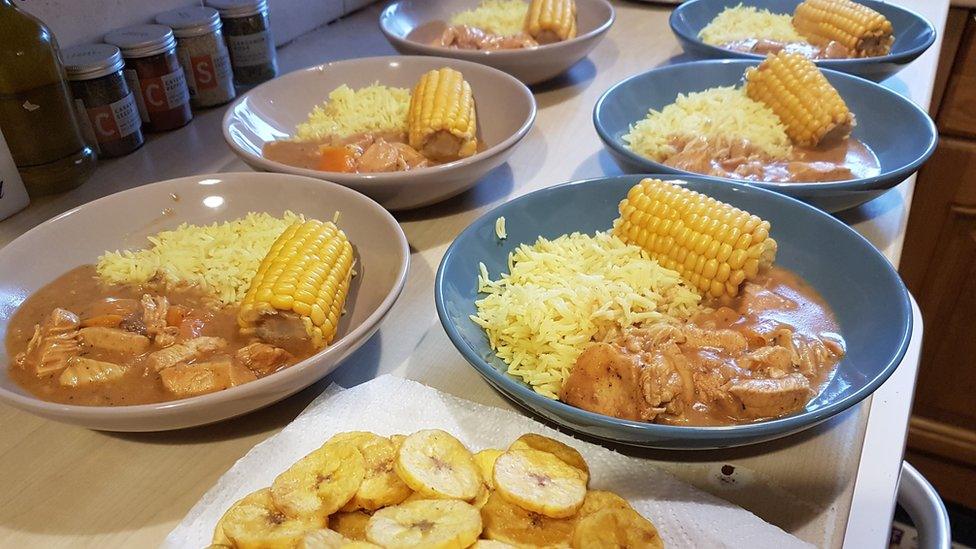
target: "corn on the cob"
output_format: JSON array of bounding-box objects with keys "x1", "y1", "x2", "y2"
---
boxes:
[
  {"x1": 793, "y1": 0, "x2": 894, "y2": 57},
  {"x1": 613, "y1": 178, "x2": 778, "y2": 298},
  {"x1": 407, "y1": 68, "x2": 478, "y2": 162},
  {"x1": 239, "y1": 219, "x2": 354, "y2": 350},
  {"x1": 524, "y1": 0, "x2": 578, "y2": 43},
  {"x1": 745, "y1": 52, "x2": 854, "y2": 147}
]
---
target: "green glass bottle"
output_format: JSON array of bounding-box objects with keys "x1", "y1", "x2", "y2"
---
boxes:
[{"x1": 0, "y1": 0, "x2": 95, "y2": 196}]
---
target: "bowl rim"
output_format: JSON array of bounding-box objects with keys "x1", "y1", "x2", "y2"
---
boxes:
[
  {"x1": 433, "y1": 174, "x2": 913, "y2": 444},
  {"x1": 592, "y1": 58, "x2": 938, "y2": 193},
  {"x1": 668, "y1": 0, "x2": 937, "y2": 68},
  {"x1": 378, "y1": 0, "x2": 616, "y2": 59},
  {"x1": 221, "y1": 55, "x2": 537, "y2": 185},
  {"x1": 0, "y1": 172, "x2": 411, "y2": 419}
]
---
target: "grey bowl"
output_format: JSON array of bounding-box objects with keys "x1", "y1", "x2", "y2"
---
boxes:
[
  {"x1": 0, "y1": 173, "x2": 409, "y2": 431},
  {"x1": 593, "y1": 59, "x2": 938, "y2": 213},
  {"x1": 379, "y1": 0, "x2": 614, "y2": 85},
  {"x1": 435, "y1": 175, "x2": 912, "y2": 449},
  {"x1": 223, "y1": 56, "x2": 536, "y2": 210},
  {"x1": 670, "y1": 0, "x2": 936, "y2": 82}
]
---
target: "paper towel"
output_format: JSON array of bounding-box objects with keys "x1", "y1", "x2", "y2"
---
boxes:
[{"x1": 164, "y1": 375, "x2": 812, "y2": 548}]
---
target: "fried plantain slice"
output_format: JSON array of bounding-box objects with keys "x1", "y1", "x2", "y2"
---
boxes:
[
  {"x1": 217, "y1": 488, "x2": 323, "y2": 548},
  {"x1": 509, "y1": 434, "x2": 589, "y2": 481},
  {"x1": 572, "y1": 507, "x2": 664, "y2": 549},
  {"x1": 366, "y1": 499, "x2": 482, "y2": 549},
  {"x1": 395, "y1": 429, "x2": 481, "y2": 501},
  {"x1": 332, "y1": 432, "x2": 413, "y2": 512},
  {"x1": 492, "y1": 449, "x2": 586, "y2": 518},
  {"x1": 271, "y1": 440, "x2": 367, "y2": 522},
  {"x1": 330, "y1": 510, "x2": 371, "y2": 541},
  {"x1": 480, "y1": 491, "x2": 575, "y2": 548},
  {"x1": 472, "y1": 449, "x2": 504, "y2": 490},
  {"x1": 299, "y1": 528, "x2": 381, "y2": 549}
]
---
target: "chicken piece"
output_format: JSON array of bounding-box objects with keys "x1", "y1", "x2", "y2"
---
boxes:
[
  {"x1": 638, "y1": 348, "x2": 689, "y2": 420},
  {"x1": 140, "y1": 294, "x2": 170, "y2": 341},
  {"x1": 560, "y1": 343, "x2": 645, "y2": 421},
  {"x1": 155, "y1": 326, "x2": 179, "y2": 348},
  {"x1": 356, "y1": 139, "x2": 429, "y2": 173},
  {"x1": 16, "y1": 308, "x2": 82, "y2": 375},
  {"x1": 743, "y1": 345, "x2": 792, "y2": 373},
  {"x1": 390, "y1": 142, "x2": 429, "y2": 169},
  {"x1": 357, "y1": 139, "x2": 402, "y2": 173},
  {"x1": 819, "y1": 40, "x2": 850, "y2": 58},
  {"x1": 235, "y1": 342, "x2": 293, "y2": 377},
  {"x1": 78, "y1": 327, "x2": 151, "y2": 355},
  {"x1": 438, "y1": 25, "x2": 538, "y2": 50},
  {"x1": 439, "y1": 24, "x2": 487, "y2": 49},
  {"x1": 146, "y1": 336, "x2": 227, "y2": 372},
  {"x1": 159, "y1": 357, "x2": 257, "y2": 398},
  {"x1": 727, "y1": 373, "x2": 812, "y2": 418},
  {"x1": 254, "y1": 313, "x2": 314, "y2": 356},
  {"x1": 59, "y1": 357, "x2": 125, "y2": 387},
  {"x1": 750, "y1": 38, "x2": 788, "y2": 55},
  {"x1": 681, "y1": 325, "x2": 748, "y2": 354}
]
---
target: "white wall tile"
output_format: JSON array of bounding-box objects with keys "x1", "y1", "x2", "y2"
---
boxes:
[
  {"x1": 16, "y1": 0, "x2": 202, "y2": 48},
  {"x1": 14, "y1": 0, "x2": 377, "y2": 50},
  {"x1": 268, "y1": 0, "x2": 344, "y2": 45}
]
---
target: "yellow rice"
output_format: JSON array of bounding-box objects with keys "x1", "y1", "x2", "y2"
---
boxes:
[
  {"x1": 450, "y1": 0, "x2": 529, "y2": 36},
  {"x1": 622, "y1": 86, "x2": 792, "y2": 162},
  {"x1": 472, "y1": 231, "x2": 701, "y2": 399},
  {"x1": 96, "y1": 212, "x2": 304, "y2": 305},
  {"x1": 698, "y1": 4, "x2": 807, "y2": 45},
  {"x1": 295, "y1": 83, "x2": 411, "y2": 141}
]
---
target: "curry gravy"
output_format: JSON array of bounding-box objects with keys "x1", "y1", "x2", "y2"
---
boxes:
[
  {"x1": 5, "y1": 265, "x2": 304, "y2": 406},
  {"x1": 666, "y1": 267, "x2": 843, "y2": 426}
]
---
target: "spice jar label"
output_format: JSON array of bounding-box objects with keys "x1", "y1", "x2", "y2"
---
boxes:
[
  {"x1": 227, "y1": 31, "x2": 273, "y2": 67},
  {"x1": 75, "y1": 93, "x2": 141, "y2": 148},
  {"x1": 124, "y1": 69, "x2": 150, "y2": 122},
  {"x1": 183, "y1": 50, "x2": 232, "y2": 93},
  {"x1": 136, "y1": 68, "x2": 191, "y2": 113}
]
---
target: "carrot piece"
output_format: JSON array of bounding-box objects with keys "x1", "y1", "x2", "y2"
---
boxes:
[
  {"x1": 317, "y1": 146, "x2": 357, "y2": 172},
  {"x1": 81, "y1": 314, "x2": 124, "y2": 328}
]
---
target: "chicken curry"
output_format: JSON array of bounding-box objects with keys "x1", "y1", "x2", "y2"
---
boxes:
[
  {"x1": 6, "y1": 266, "x2": 310, "y2": 406},
  {"x1": 264, "y1": 67, "x2": 480, "y2": 174},
  {"x1": 663, "y1": 134, "x2": 880, "y2": 183},
  {"x1": 561, "y1": 267, "x2": 844, "y2": 425}
]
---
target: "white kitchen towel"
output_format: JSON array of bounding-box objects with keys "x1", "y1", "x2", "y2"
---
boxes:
[{"x1": 164, "y1": 375, "x2": 812, "y2": 548}]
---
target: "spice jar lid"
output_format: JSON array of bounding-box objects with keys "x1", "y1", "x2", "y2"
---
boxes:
[
  {"x1": 155, "y1": 7, "x2": 222, "y2": 38},
  {"x1": 206, "y1": 0, "x2": 269, "y2": 18},
  {"x1": 62, "y1": 44, "x2": 126, "y2": 80},
  {"x1": 104, "y1": 24, "x2": 177, "y2": 58}
]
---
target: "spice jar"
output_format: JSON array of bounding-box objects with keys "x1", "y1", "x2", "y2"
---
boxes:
[
  {"x1": 105, "y1": 24, "x2": 193, "y2": 132},
  {"x1": 62, "y1": 44, "x2": 144, "y2": 158},
  {"x1": 155, "y1": 7, "x2": 235, "y2": 108},
  {"x1": 207, "y1": 0, "x2": 278, "y2": 86}
]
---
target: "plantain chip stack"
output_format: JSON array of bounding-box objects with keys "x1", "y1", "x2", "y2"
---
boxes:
[{"x1": 211, "y1": 430, "x2": 664, "y2": 549}]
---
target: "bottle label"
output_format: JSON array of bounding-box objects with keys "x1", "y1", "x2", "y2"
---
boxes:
[
  {"x1": 136, "y1": 68, "x2": 190, "y2": 113},
  {"x1": 227, "y1": 31, "x2": 273, "y2": 67},
  {"x1": 124, "y1": 69, "x2": 150, "y2": 123},
  {"x1": 189, "y1": 51, "x2": 232, "y2": 92},
  {"x1": 83, "y1": 93, "x2": 141, "y2": 145}
]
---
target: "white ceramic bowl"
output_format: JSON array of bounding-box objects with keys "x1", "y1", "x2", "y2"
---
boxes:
[
  {"x1": 379, "y1": 0, "x2": 615, "y2": 85},
  {"x1": 0, "y1": 173, "x2": 409, "y2": 431},
  {"x1": 223, "y1": 56, "x2": 536, "y2": 210}
]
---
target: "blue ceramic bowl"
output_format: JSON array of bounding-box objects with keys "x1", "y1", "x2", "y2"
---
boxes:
[
  {"x1": 593, "y1": 59, "x2": 937, "y2": 213},
  {"x1": 435, "y1": 175, "x2": 912, "y2": 449},
  {"x1": 669, "y1": 0, "x2": 936, "y2": 81}
]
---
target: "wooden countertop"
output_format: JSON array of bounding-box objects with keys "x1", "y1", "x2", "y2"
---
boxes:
[{"x1": 0, "y1": 1, "x2": 949, "y2": 546}]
